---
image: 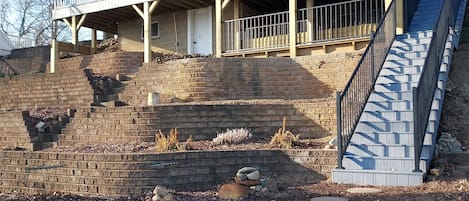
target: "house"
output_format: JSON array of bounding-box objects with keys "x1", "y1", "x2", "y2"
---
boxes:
[{"x1": 50, "y1": 0, "x2": 407, "y2": 71}]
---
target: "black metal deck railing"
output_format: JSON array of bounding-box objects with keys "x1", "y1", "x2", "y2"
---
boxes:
[
  {"x1": 412, "y1": 0, "x2": 459, "y2": 172},
  {"x1": 336, "y1": 0, "x2": 396, "y2": 169}
]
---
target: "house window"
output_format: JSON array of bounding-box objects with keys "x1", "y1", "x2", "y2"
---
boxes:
[{"x1": 141, "y1": 21, "x2": 159, "y2": 39}]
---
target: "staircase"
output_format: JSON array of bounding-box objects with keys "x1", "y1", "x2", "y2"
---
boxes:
[{"x1": 332, "y1": 0, "x2": 466, "y2": 186}]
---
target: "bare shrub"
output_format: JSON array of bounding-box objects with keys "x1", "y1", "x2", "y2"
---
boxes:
[
  {"x1": 212, "y1": 128, "x2": 252, "y2": 145},
  {"x1": 155, "y1": 128, "x2": 181, "y2": 152},
  {"x1": 270, "y1": 117, "x2": 300, "y2": 149}
]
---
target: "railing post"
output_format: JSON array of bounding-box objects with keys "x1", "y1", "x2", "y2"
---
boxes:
[
  {"x1": 336, "y1": 91, "x2": 344, "y2": 169},
  {"x1": 370, "y1": 31, "x2": 375, "y2": 83},
  {"x1": 412, "y1": 87, "x2": 422, "y2": 172}
]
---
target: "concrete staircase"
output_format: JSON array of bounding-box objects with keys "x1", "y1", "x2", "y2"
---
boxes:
[{"x1": 333, "y1": 0, "x2": 466, "y2": 186}]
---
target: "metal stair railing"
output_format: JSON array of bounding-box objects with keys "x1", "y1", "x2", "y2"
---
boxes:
[
  {"x1": 335, "y1": 0, "x2": 396, "y2": 169},
  {"x1": 412, "y1": 0, "x2": 459, "y2": 173},
  {"x1": 0, "y1": 57, "x2": 18, "y2": 77}
]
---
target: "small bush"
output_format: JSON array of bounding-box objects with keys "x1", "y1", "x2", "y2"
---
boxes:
[
  {"x1": 155, "y1": 128, "x2": 181, "y2": 152},
  {"x1": 270, "y1": 117, "x2": 300, "y2": 149},
  {"x1": 212, "y1": 128, "x2": 252, "y2": 145},
  {"x1": 185, "y1": 135, "x2": 195, "y2": 150}
]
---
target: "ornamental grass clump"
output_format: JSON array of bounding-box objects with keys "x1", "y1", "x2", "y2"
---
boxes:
[
  {"x1": 270, "y1": 117, "x2": 300, "y2": 149},
  {"x1": 212, "y1": 128, "x2": 252, "y2": 145},
  {"x1": 155, "y1": 128, "x2": 181, "y2": 152}
]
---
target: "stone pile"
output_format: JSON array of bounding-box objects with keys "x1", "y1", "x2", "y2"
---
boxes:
[{"x1": 436, "y1": 132, "x2": 464, "y2": 155}]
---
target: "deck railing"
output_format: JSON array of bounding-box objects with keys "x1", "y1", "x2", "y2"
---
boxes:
[
  {"x1": 336, "y1": 0, "x2": 396, "y2": 169},
  {"x1": 0, "y1": 58, "x2": 17, "y2": 77},
  {"x1": 224, "y1": 11, "x2": 290, "y2": 53},
  {"x1": 8, "y1": 35, "x2": 35, "y2": 49},
  {"x1": 223, "y1": 0, "x2": 384, "y2": 53},
  {"x1": 53, "y1": 0, "x2": 95, "y2": 8},
  {"x1": 412, "y1": 0, "x2": 458, "y2": 172},
  {"x1": 297, "y1": 0, "x2": 384, "y2": 44}
]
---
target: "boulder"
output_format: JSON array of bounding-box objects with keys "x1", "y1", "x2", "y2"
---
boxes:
[
  {"x1": 218, "y1": 183, "x2": 249, "y2": 200},
  {"x1": 236, "y1": 167, "x2": 260, "y2": 180},
  {"x1": 235, "y1": 176, "x2": 260, "y2": 186}
]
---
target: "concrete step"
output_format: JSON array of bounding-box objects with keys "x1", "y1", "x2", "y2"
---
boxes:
[
  {"x1": 382, "y1": 59, "x2": 425, "y2": 68},
  {"x1": 346, "y1": 143, "x2": 433, "y2": 158},
  {"x1": 332, "y1": 169, "x2": 424, "y2": 186},
  {"x1": 386, "y1": 51, "x2": 428, "y2": 61},
  {"x1": 390, "y1": 44, "x2": 428, "y2": 52},
  {"x1": 368, "y1": 91, "x2": 413, "y2": 101},
  {"x1": 341, "y1": 155, "x2": 428, "y2": 172},
  {"x1": 396, "y1": 31, "x2": 433, "y2": 39},
  {"x1": 352, "y1": 132, "x2": 433, "y2": 146}
]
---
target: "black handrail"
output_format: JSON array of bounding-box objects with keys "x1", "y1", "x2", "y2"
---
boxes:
[
  {"x1": 412, "y1": 0, "x2": 459, "y2": 172},
  {"x1": 0, "y1": 57, "x2": 17, "y2": 77},
  {"x1": 336, "y1": 0, "x2": 396, "y2": 169}
]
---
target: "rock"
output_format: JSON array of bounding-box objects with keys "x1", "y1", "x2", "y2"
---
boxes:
[
  {"x1": 235, "y1": 176, "x2": 260, "y2": 186},
  {"x1": 430, "y1": 168, "x2": 443, "y2": 176},
  {"x1": 324, "y1": 145, "x2": 335, "y2": 150},
  {"x1": 311, "y1": 197, "x2": 349, "y2": 201},
  {"x1": 346, "y1": 188, "x2": 382, "y2": 194},
  {"x1": 152, "y1": 185, "x2": 174, "y2": 201},
  {"x1": 436, "y1": 132, "x2": 464, "y2": 155},
  {"x1": 236, "y1": 167, "x2": 260, "y2": 180},
  {"x1": 218, "y1": 183, "x2": 249, "y2": 200}
]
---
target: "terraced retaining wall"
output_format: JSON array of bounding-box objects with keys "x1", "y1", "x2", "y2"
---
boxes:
[
  {"x1": 58, "y1": 100, "x2": 336, "y2": 146},
  {"x1": 0, "y1": 149, "x2": 336, "y2": 196},
  {"x1": 48, "y1": 52, "x2": 143, "y2": 76},
  {"x1": 119, "y1": 52, "x2": 360, "y2": 106},
  {"x1": 0, "y1": 70, "x2": 94, "y2": 111}
]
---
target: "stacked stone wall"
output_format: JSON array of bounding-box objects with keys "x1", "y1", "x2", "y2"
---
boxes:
[
  {"x1": 119, "y1": 52, "x2": 360, "y2": 106},
  {"x1": 0, "y1": 150, "x2": 336, "y2": 196}
]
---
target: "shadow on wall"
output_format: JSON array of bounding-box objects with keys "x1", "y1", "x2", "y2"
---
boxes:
[
  {"x1": 5, "y1": 46, "x2": 50, "y2": 74},
  {"x1": 57, "y1": 101, "x2": 335, "y2": 147},
  {"x1": 0, "y1": 150, "x2": 334, "y2": 196},
  {"x1": 119, "y1": 53, "x2": 360, "y2": 105}
]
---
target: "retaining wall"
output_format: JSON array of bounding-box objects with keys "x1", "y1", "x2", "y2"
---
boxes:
[{"x1": 0, "y1": 149, "x2": 336, "y2": 196}]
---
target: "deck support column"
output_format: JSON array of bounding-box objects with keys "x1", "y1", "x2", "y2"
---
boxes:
[
  {"x1": 50, "y1": 20, "x2": 58, "y2": 73},
  {"x1": 289, "y1": 0, "x2": 297, "y2": 58},
  {"x1": 90, "y1": 28, "x2": 97, "y2": 54},
  {"x1": 234, "y1": 0, "x2": 240, "y2": 51},
  {"x1": 133, "y1": 0, "x2": 160, "y2": 63},
  {"x1": 306, "y1": 0, "x2": 314, "y2": 42},
  {"x1": 215, "y1": 0, "x2": 223, "y2": 57},
  {"x1": 63, "y1": 14, "x2": 87, "y2": 52},
  {"x1": 387, "y1": 0, "x2": 404, "y2": 34}
]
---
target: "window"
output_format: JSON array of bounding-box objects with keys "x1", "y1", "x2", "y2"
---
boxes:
[{"x1": 141, "y1": 21, "x2": 159, "y2": 39}]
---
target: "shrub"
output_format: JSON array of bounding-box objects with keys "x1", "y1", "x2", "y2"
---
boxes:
[
  {"x1": 270, "y1": 117, "x2": 300, "y2": 149},
  {"x1": 212, "y1": 128, "x2": 252, "y2": 145},
  {"x1": 155, "y1": 128, "x2": 181, "y2": 152}
]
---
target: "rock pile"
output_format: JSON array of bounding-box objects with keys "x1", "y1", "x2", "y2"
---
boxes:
[
  {"x1": 151, "y1": 185, "x2": 175, "y2": 201},
  {"x1": 436, "y1": 132, "x2": 464, "y2": 155}
]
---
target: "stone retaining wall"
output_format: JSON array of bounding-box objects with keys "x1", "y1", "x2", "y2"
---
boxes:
[
  {"x1": 6, "y1": 46, "x2": 50, "y2": 74},
  {"x1": 48, "y1": 52, "x2": 143, "y2": 76},
  {"x1": 119, "y1": 52, "x2": 360, "y2": 106},
  {"x1": 0, "y1": 149, "x2": 337, "y2": 196},
  {"x1": 58, "y1": 100, "x2": 336, "y2": 146},
  {"x1": 0, "y1": 71, "x2": 94, "y2": 111}
]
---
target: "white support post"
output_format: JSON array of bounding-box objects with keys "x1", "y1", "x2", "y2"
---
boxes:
[
  {"x1": 133, "y1": 0, "x2": 159, "y2": 63},
  {"x1": 50, "y1": 20, "x2": 58, "y2": 73},
  {"x1": 91, "y1": 28, "x2": 97, "y2": 54},
  {"x1": 289, "y1": 0, "x2": 297, "y2": 57},
  {"x1": 306, "y1": 0, "x2": 314, "y2": 42},
  {"x1": 71, "y1": 16, "x2": 78, "y2": 51},
  {"x1": 143, "y1": 1, "x2": 151, "y2": 63},
  {"x1": 234, "y1": 0, "x2": 240, "y2": 51},
  {"x1": 215, "y1": 0, "x2": 222, "y2": 57}
]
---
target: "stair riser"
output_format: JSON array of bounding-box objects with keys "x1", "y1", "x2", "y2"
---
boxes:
[
  {"x1": 355, "y1": 121, "x2": 438, "y2": 133},
  {"x1": 381, "y1": 66, "x2": 423, "y2": 75},
  {"x1": 386, "y1": 52, "x2": 427, "y2": 60},
  {"x1": 361, "y1": 109, "x2": 440, "y2": 121},
  {"x1": 383, "y1": 59, "x2": 425, "y2": 67},
  {"x1": 352, "y1": 132, "x2": 433, "y2": 145},
  {"x1": 390, "y1": 44, "x2": 428, "y2": 52},
  {"x1": 346, "y1": 144, "x2": 433, "y2": 158},
  {"x1": 341, "y1": 157, "x2": 427, "y2": 172},
  {"x1": 377, "y1": 74, "x2": 421, "y2": 83},
  {"x1": 332, "y1": 170, "x2": 424, "y2": 186}
]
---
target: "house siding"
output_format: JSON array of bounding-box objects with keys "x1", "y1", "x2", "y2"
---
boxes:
[{"x1": 118, "y1": 10, "x2": 189, "y2": 54}]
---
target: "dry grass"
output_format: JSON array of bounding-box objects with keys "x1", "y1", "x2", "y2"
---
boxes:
[
  {"x1": 270, "y1": 117, "x2": 300, "y2": 149},
  {"x1": 155, "y1": 128, "x2": 181, "y2": 152},
  {"x1": 212, "y1": 128, "x2": 252, "y2": 145}
]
